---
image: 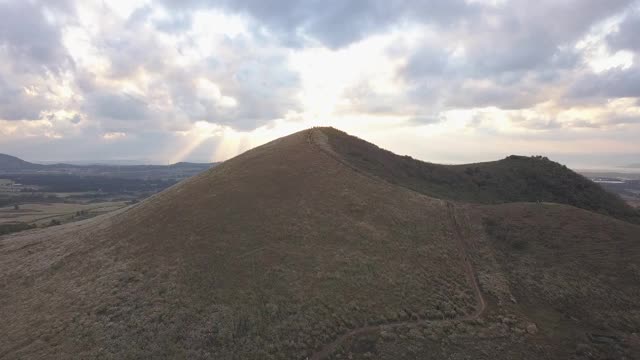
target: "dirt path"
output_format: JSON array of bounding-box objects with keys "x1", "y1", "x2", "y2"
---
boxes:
[
  {"x1": 307, "y1": 129, "x2": 487, "y2": 359},
  {"x1": 446, "y1": 202, "x2": 486, "y2": 318}
]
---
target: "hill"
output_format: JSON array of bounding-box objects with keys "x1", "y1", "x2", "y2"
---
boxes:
[
  {"x1": 0, "y1": 153, "x2": 42, "y2": 170},
  {"x1": 1, "y1": 128, "x2": 639, "y2": 359},
  {"x1": 323, "y1": 128, "x2": 640, "y2": 224},
  {"x1": 0, "y1": 152, "x2": 214, "y2": 175}
]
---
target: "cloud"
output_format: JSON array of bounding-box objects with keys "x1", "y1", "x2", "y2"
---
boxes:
[
  {"x1": 85, "y1": 91, "x2": 153, "y2": 121},
  {"x1": 0, "y1": 0, "x2": 74, "y2": 73},
  {"x1": 0, "y1": 79, "x2": 47, "y2": 121},
  {"x1": 0, "y1": 1, "x2": 77, "y2": 122},
  {"x1": 510, "y1": 115, "x2": 562, "y2": 130},
  {"x1": 607, "y1": 8, "x2": 640, "y2": 51},
  {"x1": 1, "y1": 0, "x2": 640, "y2": 165},
  {"x1": 68, "y1": 3, "x2": 300, "y2": 133},
  {"x1": 567, "y1": 65, "x2": 640, "y2": 100},
  {"x1": 158, "y1": 0, "x2": 476, "y2": 49}
]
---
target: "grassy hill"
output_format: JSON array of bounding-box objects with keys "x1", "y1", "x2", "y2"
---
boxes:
[
  {"x1": 1, "y1": 128, "x2": 639, "y2": 359},
  {"x1": 324, "y1": 127, "x2": 640, "y2": 224},
  {"x1": 0, "y1": 153, "x2": 42, "y2": 170}
]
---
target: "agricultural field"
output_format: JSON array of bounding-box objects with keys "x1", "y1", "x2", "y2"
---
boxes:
[
  {"x1": 0, "y1": 176, "x2": 132, "y2": 235},
  {"x1": 0, "y1": 159, "x2": 214, "y2": 236},
  {"x1": 0, "y1": 201, "x2": 128, "y2": 226}
]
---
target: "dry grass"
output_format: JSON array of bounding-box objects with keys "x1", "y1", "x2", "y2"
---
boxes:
[
  {"x1": 324, "y1": 128, "x2": 639, "y2": 224},
  {"x1": 1, "y1": 129, "x2": 475, "y2": 359},
  {"x1": 1, "y1": 128, "x2": 638, "y2": 360}
]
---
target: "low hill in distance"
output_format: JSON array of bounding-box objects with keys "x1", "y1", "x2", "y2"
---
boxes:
[
  {"x1": 0, "y1": 152, "x2": 214, "y2": 180},
  {"x1": 1, "y1": 128, "x2": 638, "y2": 360},
  {"x1": 0, "y1": 153, "x2": 42, "y2": 170}
]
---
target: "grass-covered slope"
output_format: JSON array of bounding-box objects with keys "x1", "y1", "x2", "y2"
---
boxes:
[
  {"x1": 1, "y1": 128, "x2": 638, "y2": 360},
  {"x1": 477, "y1": 202, "x2": 640, "y2": 331},
  {"x1": 0, "y1": 129, "x2": 476, "y2": 359},
  {"x1": 327, "y1": 201, "x2": 640, "y2": 360},
  {"x1": 323, "y1": 127, "x2": 640, "y2": 223}
]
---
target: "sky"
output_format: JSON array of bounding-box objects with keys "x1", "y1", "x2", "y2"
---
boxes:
[{"x1": 0, "y1": 0, "x2": 639, "y2": 168}]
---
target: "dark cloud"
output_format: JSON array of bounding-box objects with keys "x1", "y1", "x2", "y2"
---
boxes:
[
  {"x1": 607, "y1": 9, "x2": 640, "y2": 51},
  {"x1": 0, "y1": 0, "x2": 77, "y2": 121},
  {"x1": 85, "y1": 92, "x2": 153, "y2": 121},
  {"x1": 407, "y1": 114, "x2": 445, "y2": 126},
  {"x1": 0, "y1": 0, "x2": 73, "y2": 73},
  {"x1": 567, "y1": 65, "x2": 640, "y2": 100},
  {"x1": 394, "y1": 0, "x2": 635, "y2": 113},
  {"x1": 0, "y1": 79, "x2": 47, "y2": 120},
  {"x1": 602, "y1": 113, "x2": 640, "y2": 126},
  {"x1": 401, "y1": 46, "x2": 452, "y2": 79},
  {"x1": 158, "y1": 0, "x2": 476, "y2": 48}
]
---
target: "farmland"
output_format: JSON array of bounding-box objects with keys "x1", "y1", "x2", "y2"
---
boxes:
[{"x1": 0, "y1": 159, "x2": 214, "y2": 235}]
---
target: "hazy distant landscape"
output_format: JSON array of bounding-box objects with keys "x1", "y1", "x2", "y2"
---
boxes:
[
  {"x1": 0, "y1": 153, "x2": 215, "y2": 235},
  {"x1": 578, "y1": 170, "x2": 640, "y2": 209},
  {"x1": 3, "y1": 149, "x2": 637, "y2": 239}
]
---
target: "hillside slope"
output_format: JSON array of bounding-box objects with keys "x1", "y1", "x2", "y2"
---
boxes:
[
  {"x1": 324, "y1": 128, "x2": 639, "y2": 223},
  {"x1": 1, "y1": 129, "x2": 477, "y2": 359},
  {"x1": 0, "y1": 153, "x2": 41, "y2": 170},
  {"x1": 1, "y1": 128, "x2": 639, "y2": 360}
]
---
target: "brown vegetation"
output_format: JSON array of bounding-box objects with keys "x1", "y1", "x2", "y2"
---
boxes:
[
  {"x1": 1, "y1": 127, "x2": 638, "y2": 359},
  {"x1": 324, "y1": 127, "x2": 640, "y2": 224}
]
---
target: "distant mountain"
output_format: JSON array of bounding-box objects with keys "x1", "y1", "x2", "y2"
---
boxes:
[
  {"x1": 0, "y1": 153, "x2": 42, "y2": 170},
  {"x1": 168, "y1": 161, "x2": 215, "y2": 168},
  {"x1": 1, "y1": 128, "x2": 639, "y2": 359},
  {"x1": 623, "y1": 163, "x2": 640, "y2": 168},
  {"x1": 0, "y1": 153, "x2": 216, "y2": 180}
]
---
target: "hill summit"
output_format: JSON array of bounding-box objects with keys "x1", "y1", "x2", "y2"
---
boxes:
[{"x1": 1, "y1": 128, "x2": 639, "y2": 359}]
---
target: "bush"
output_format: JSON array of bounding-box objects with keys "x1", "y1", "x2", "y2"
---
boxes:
[{"x1": 0, "y1": 222, "x2": 36, "y2": 235}]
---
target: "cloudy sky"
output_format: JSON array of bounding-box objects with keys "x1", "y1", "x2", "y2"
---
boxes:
[{"x1": 1, "y1": 0, "x2": 639, "y2": 168}]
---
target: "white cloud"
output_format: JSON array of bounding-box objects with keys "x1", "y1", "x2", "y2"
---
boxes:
[
  {"x1": 103, "y1": 131, "x2": 127, "y2": 140},
  {"x1": 0, "y1": 0, "x2": 639, "y2": 167}
]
